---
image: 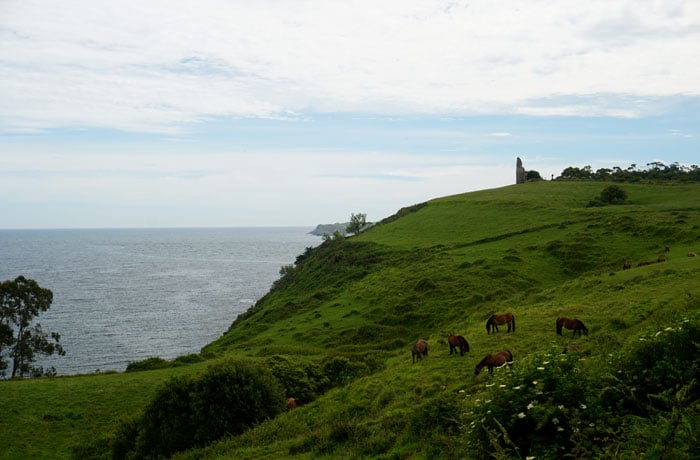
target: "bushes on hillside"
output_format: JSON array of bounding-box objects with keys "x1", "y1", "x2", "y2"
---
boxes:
[
  {"x1": 466, "y1": 319, "x2": 700, "y2": 459},
  {"x1": 112, "y1": 359, "x2": 285, "y2": 459},
  {"x1": 265, "y1": 355, "x2": 329, "y2": 403}
]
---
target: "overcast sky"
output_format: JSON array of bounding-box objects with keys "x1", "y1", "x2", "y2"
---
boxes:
[{"x1": 1, "y1": 0, "x2": 699, "y2": 229}]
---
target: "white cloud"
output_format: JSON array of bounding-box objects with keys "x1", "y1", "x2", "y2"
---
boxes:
[{"x1": 2, "y1": 0, "x2": 699, "y2": 133}]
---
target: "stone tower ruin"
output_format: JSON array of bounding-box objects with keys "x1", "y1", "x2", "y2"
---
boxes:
[{"x1": 516, "y1": 157, "x2": 526, "y2": 184}]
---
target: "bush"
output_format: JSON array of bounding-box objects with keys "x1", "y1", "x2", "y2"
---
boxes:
[
  {"x1": 588, "y1": 185, "x2": 628, "y2": 207},
  {"x1": 113, "y1": 359, "x2": 286, "y2": 459},
  {"x1": 465, "y1": 320, "x2": 700, "y2": 459},
  {"x1": 191, "y1": 360, "x2": 286, "y2": 446},
  {"x1": 125, "y1": 356, "x2": 170, "y2": 372},
  {"x1": 265, "y1": 355, "x2": 329, "y2": 402},
  {"x1": 609, "y1": 320, "x2": 700, "y2": 413},
  {"x1": 466, "y1": 349, "x2": 605, "y2": 459}
]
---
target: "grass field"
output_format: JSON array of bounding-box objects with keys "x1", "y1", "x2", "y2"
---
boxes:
[{"x1": 1, "y1": 180, "x2": 699, "y2": 459}]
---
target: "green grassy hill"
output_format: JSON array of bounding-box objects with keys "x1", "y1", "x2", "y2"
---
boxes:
[{"x1": 1, "y1": 181, "x2": 699, "y2": 459}]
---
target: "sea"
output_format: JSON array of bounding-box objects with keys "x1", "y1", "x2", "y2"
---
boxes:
[{"x1": 0, "y1": 227, "x2": 320, "y2": 376}]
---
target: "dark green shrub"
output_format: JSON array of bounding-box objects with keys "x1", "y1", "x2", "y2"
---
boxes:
[
  {"x1": 110, "y1": 415, "x2": 141, "y2": 460},
  {"x1": 600, "y1": 185, "x2": 627, "y2": 204},
  {"x1": 191, "y1": 359, "x2": 286, "y2": 446},
  {"x1": 173, "y1": 353, "x2": 205, "y2": 365},
  {"x1": 134, "y1": 375, "x2": 196, "y2": 458},
  {"x1": 115, "y1": 359, "x2": 286, "y2": 459},
  {"x1": 321, "y1": 356, "x2": 368, "y2": 386},
  {"x1": 612, "y1": 320, "x2": 700, "y2": 413},
  {"x1": 125, "y1": 356, "x2": 170, "y2": 372},
  {"x1": 265, "y1": 355, "x2": 329, "y2": 402},
  {"x1": 589, "y1": 185, "x2": 628, "y2": 206}
]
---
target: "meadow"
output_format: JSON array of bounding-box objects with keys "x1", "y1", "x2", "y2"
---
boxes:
[{"x1": 1, "y1": 180, "x2": 699, "y2": 459}]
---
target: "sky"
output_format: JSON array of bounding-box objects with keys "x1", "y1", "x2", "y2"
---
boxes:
[{"x1": 1, "y1": 0, "x2": 699, "y2": 229}]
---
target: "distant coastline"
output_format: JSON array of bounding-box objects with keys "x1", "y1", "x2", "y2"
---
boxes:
[{"x1": 309, "y1": 223, "x2": 348, "y2": 236}]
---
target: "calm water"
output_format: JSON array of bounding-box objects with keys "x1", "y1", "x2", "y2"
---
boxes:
[{"x1": 0, "y1": 227, "x2": 319, "y2": 375}]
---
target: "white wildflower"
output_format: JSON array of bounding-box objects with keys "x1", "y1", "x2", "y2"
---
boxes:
[
  {"x1": 557, "y1": 427, "x2": 565, "y2": 432},
  {"x1": 589, "y1": 423, "x2": 595, "y2": 427},
  {"x1": 499, "y1": 384, "x2": 506, "y2": 388},
  {"x1": 513, "y1": 385, "x2": 521, "y2": 390},
  {"x1": 558, "y1": 405, "x2": 565, "y2": 410},
  {"x1": 552, "y1": 417, "x2": 559, "y2": 425},
  {"x1": 655, "y1": 331, "x2": 663, "y2": 336},
  {"x1": 580, "y1": 404, "x2": 587, "y2": 409},
  {"x1": 665, "y1": 327, "x2": 673, "y2": 331},
  {"x1": 527, "y1": 401, "x2": 535, "y2": 410},
  {"x1": 532, "y1": 380, "x2": 538, "y2": 385},
  {"x1": 537, "y1": 367, "x2": 545, "y2": 370},
  {"x1": 542, "y1": 361, "x2": 550, "y2": 365},
  {"x1": 517, "y1": 412, "x2": 526, "y2": 419},
  {"x1": 485, "y1": 383, "x2": 494, "y2": 387}
]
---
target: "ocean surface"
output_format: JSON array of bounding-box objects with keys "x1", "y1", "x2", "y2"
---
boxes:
[{"x1": 0, "y1": 227, "x2": 320, "y2": 375}]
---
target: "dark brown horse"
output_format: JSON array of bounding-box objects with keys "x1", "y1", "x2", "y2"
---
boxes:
[
  {"x1": 448, "y1": 334, "x2": 469, "y2": 356},
  {"x1": 486, "y1": 313, "x2": 515, "y2": 334},
  {"x1": 411, "y1": 339, "x2": 428, "y2": 364},
  {"x1": 474, "y1": 350, "x2": 513, "y2": 375},
  {"x1": 622, "y1": 260, "x2": 631, "y2": 270},
  {"x1": 556, "y1": 317, "x2": 588, "y2": 337}
]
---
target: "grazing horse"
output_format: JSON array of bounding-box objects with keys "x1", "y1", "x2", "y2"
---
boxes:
[
  {"x1": 556, "y1": 317, "x2": 588, "y2": 337},
  {"x1": 286, "y1": 397, "x2": 300, "y2": 410},
  {"x1": 474, "y1": 350, "x2": 513, "y2": 376},
  {"x1": 622, "y1": 260, "x2": 631, "y2": 270},
  {"x1": 485, "y1": 313, "x2": 515, "y2": 334},
  {"x1": 637, "y1": 261, "x2": 651, "y2": 267},
  {"x1": 689, "y1": 252, "x2": 697, "y2": 257},
  {"x1": 448, "y1": 334, "x2": 470, "y2": 356},
  {"x1": 412, "y1": 339, "x2": 428, "y2": 364}
]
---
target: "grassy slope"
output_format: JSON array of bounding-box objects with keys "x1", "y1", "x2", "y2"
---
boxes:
[{"x1": 1, "y1": 181, "x2": 699, "y2": 459}]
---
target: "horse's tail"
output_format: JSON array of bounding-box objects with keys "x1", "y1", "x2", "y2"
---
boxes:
[
  {"x1": 486, "y1": 315, "x2": 493, "y2": 334},
  {"x1": 511, "y1": 315, "x2": 516, "y2": 332}
]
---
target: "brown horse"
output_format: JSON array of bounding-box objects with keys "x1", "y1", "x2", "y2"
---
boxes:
[
  {"x1": 556, "y1": 317, "x2": 588, "y2": 337},
  {"x1": 448, "y1": 334, "x2": 469, "y2": 356},
  {"x1": 286, "y1": 397, "x2": 300, "y2": 410},
  {"x1": 474, "y1": 350, "x2": 513, "y2": 376},
  {"x1": 622, "y1": 260, "x2": 631, "y2": 270},
  {"x1": 412, "y1": 339, "x2": 428, "y2": 364},
  {"x1": 486, "y1": 313, "x2": 515, "y2": 334}
]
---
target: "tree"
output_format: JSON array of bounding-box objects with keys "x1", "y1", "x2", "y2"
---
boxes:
[
  {"x1": 526, "y1": 170, "x2": 543, "y2": 181},
  {"x1": 346, "y1": 212, "x2": 367, "y2": 236},
  {"x1": 0, "y1": 276, "x2": 64, "y2": 378}
]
